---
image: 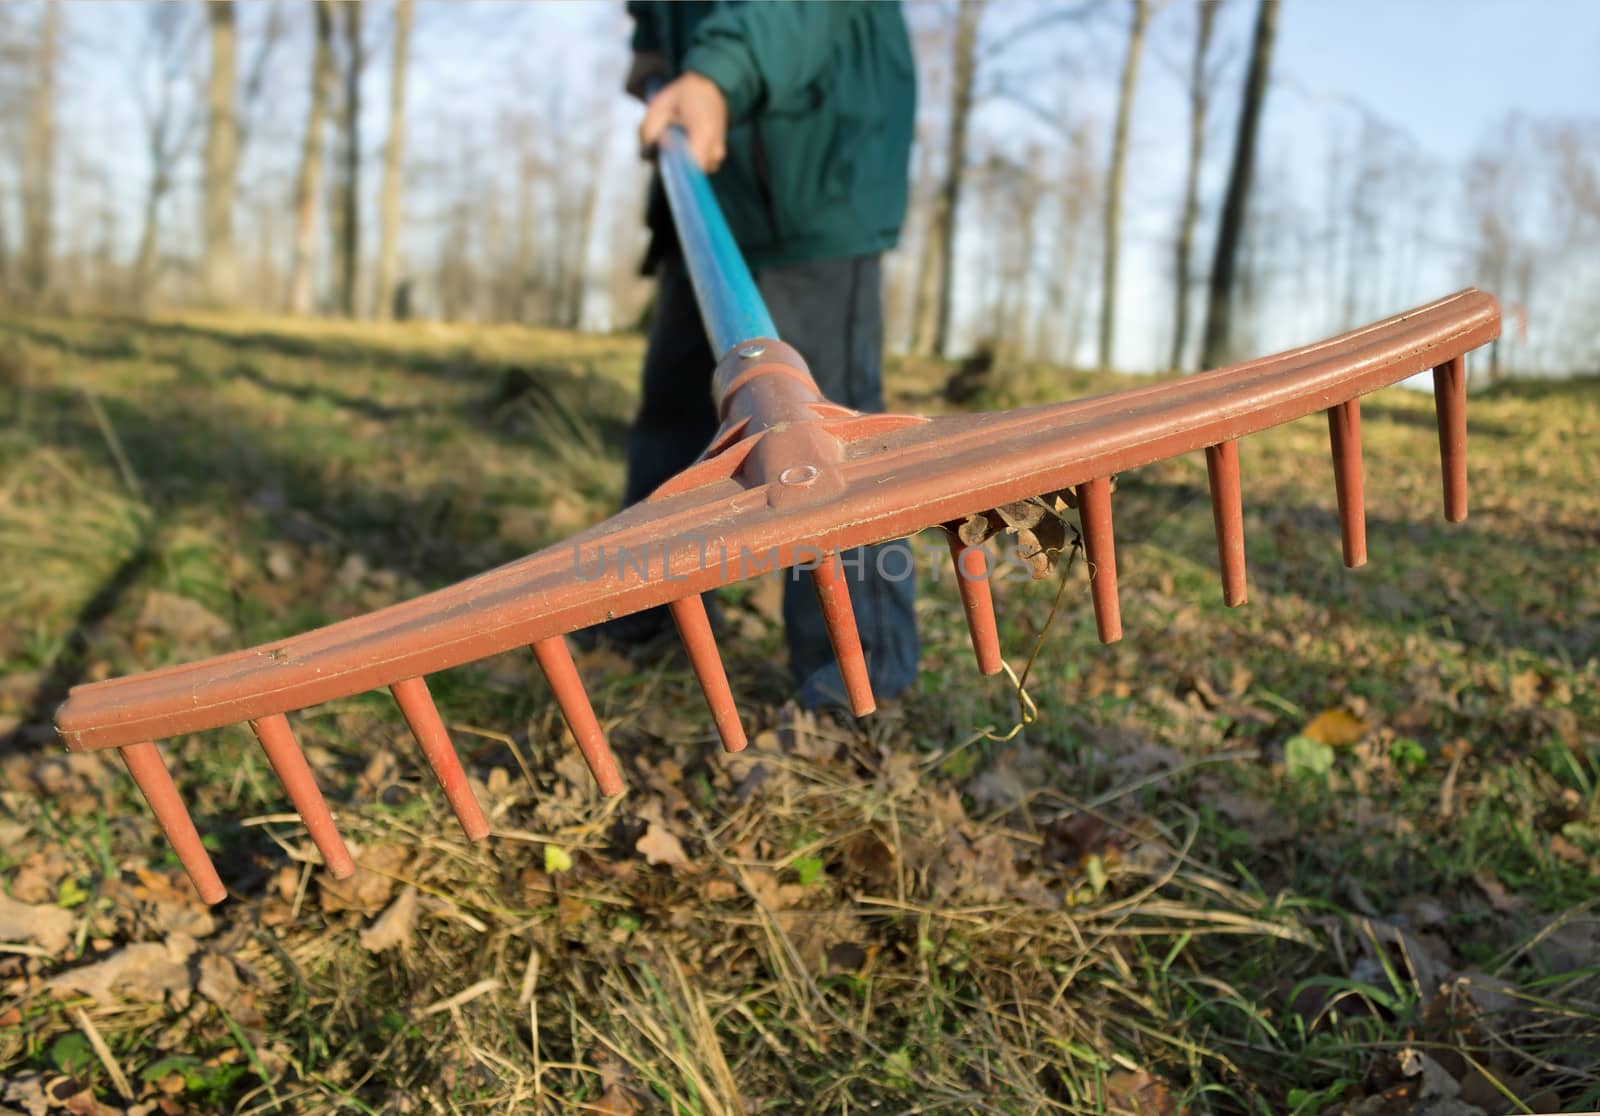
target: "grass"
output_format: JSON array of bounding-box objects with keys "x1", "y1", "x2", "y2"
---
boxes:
[{"x1": 0, "y1": 312, "x2": 1597, "y2": 1113}]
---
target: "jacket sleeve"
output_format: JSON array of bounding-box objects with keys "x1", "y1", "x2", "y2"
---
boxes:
[{"x1": 680, "y1": 2, "x2": 859, "y2": 121}]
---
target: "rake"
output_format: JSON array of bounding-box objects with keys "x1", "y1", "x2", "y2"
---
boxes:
[{"x1": 54, "y1": 122, "x2": 1499, "y2": 904}]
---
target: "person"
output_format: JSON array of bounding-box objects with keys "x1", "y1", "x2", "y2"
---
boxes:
[{"x1": 613, "y1": 0, "x2": 919, "y2": 713}]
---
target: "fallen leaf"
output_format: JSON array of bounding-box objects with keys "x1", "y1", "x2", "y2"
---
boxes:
[
  {"x1": 196, "y1": 951, "x2": 240, "y2": 1004},
  {"x1": 544, "y1": 844, "x2": 574, "y2": 874},
  {"x1": 843, "y1": 830, "x2": 897, "y2": 891},
  {"x1": 588, "y1": 1083, "x2": 640, "y2": 1116},
  {"x1": 2, "y1": 1073, "x2": 49, "y2": 1116},
  {"x1": 1507, "y1": 669, "x2": 1543, "y2": 707},
  {"x1": 968, "y1": 762, "x2": 1028, "y2": 814},
  {"x1": 1550, "y1": 833, "x2": 1598, "y2": 871},
  {"x1": 0, "y1": 890, "x2": 75, "y2": 955},
  {"x1": 1284, "y1": 734, "x2": 1335, "y2": 780},
  {"x1": 1302, "y1": 708, "x2": 1368, "y2": 748},
  {"x1": 319, "y1": 843, "x2": 411, "y2": 915},
  {"x1": 1472, "y1": 867, "x2": 1524, "y2": 913},
  {"x1": 264, "y1": 544, "x2": 298, "y2": 581},
  {"x1": 9, "y1": 847, "x2": 73, "y2": 902},
  {"x1": 136, "y1": 590, "x2": 230, "y2": 643},
  {"x1": 46, "y1": 934, "x2": 197, "y2": 1006},
  {"x1": 636, "y1": 823, "x2": 688, "y2": 868},
  {"x1": 1104, "y1": 1069, "x2": 1175, "y2": 1116},
  {"x1": 359, "y1": 885, "x2": 419, "y2": 953}
]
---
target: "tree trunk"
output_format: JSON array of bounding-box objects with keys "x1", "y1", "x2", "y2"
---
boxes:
[
  {"x1": 1098, "y1": 0, "x2": 1149, "y2": 371},
  {"x1": 374, "y1": 0, "x2": 412, "y2": 320},
  {"x1": 288, "y1": 2, "x2": 334, "y2": 314},
  {"x1": 904, "y1": 126, "x2": 940, "y2": 353},
  {"x1": 131, "y1": 166, "x2": 169, "y2": 303},
  {"x1": 1201, "y1": 0, "x2": 1279, "y2": 370},
  {"x1": 333, "y1": 0, "x2": 362, "y2": 318},
  {"x1": 1169, "y1": 0, "x2": 1219, "y2": 372},
  {"x1": 565, "y1": 156, "x2": 604, "y2": 330},
  {"x1": 21, "y1": 0, "x2": 60, "y2": 305},
  {"x1": 915, "y1": 0, "x2": 984, "y2": 358},
  {"x1": 202, "y1": 1, "x2": 240, "y2": 306}
]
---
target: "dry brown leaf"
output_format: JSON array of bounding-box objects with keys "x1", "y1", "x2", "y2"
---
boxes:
[
  {"x1": 1471, "y1": 867, "x2": 1524, "y2": 913},
  {"x1": 1549, "y1": 833, "x2": 1598, "y2": 871},
  {"x1": 1508, "y1": 669, "x2": 1543, "y2": 707},
  {"x1": 136, "y1": 590, "x2": 230, "y2": 643},
  {"x1": 1, "y1": 1073, "x2": 49, "y2": 1116},
  {"x1": 10, "y1": 818, "x2": 68, "y2": 873},
  {"x1": 0, "y1": 890, "x2": 75, "y2": 955},
  {"x1": 360, "y1": 885, "x2": 419, "y2": 953},
  {"x1": 1104, "y1": 1069, "x2": 1175, "y2": 1116},
  {"x1": 320, "y1": 843, "x2": 411, "y2": 915},
  {"x1": 842, "y1": 830, "x2": 897, "y2": 891},
  {"x1": 746, "y1": 869, "x2": 805, "y2": 912},
  {"x1": 1302, "y1": 708, "x2": 1369, "y2": 748},
  {"x1": 586, "y1": 1083, "x2": 640, "y2": 1116},
  {"x1": 46, "y1": 934, "x2": 196, "y2": 1006},
  {"x1": 636, "y1": 823, "x2": 689, "y2": 868}
]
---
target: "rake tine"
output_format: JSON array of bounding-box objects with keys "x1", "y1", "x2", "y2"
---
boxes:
[
  {"x1": 810, "y1": 551, "x2": 876, "y2": 716},
  {"x1": 248, "y1": 713, "x2": 356, "y2": 879},
  {"x1": 531, "y1": 636, "x2": 625, "y2": 796},
  {"x1": 1433, "y1": 356, "x2": 1468, "y2": 522},
  {"x1": 120, "y1": 742, "x2": 227, "y2": 904},
  {"x1": 1327, "y1": 399, "x2": 1367, "y2": 568},
  {"x1": 390, "y1": 676, "x2": 490, "y2": 841},
  {"x1": 668, "y1": 596, "x2": 748, "y2": 753},
  {"x1": 946, "y1": 534, "x2": 1003, "y2": 675},
  {"x1": 1075, "y1": 477, "x2": 1122, "y2": 643},
  {"x1": 1204, "y1": 441, "x2": 1248, "y2": 607}
]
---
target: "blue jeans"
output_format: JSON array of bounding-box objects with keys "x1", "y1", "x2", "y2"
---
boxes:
[{"x1": 623, "y1": 253, "x2": 919, "y2": 711}]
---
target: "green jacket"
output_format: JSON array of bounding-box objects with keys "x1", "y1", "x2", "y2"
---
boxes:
[{"x1": 629, "y1": 1, "x2": 916, "y2": 269}]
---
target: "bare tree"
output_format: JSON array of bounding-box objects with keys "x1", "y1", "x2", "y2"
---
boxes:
[
  {"x1": 374, "y1": 0, "x2": 413, "y2": 320},
  {"x1": 130, "y1": 5, "x2": 200, "y2": 305},
  {"x1": 288, "y1": 3, "x2": 334, "y2": 314},
  {"x1": 20, "y1": 0, "x2": 60, "y2": 305},
  {"x1": 202, "y1": 1, "x2": 240, "y2": 306},
  {"x1": 332, "y1": 0, "x2": 363, "y2": 317},
  {"x1": 1169, "y1": 0, "x2": 1222, "y2": 371},
  {"x1": 1201, "y1": 0, "x2": 1279, "y2": 369},
  {"x1": 1098, "y1": 0, "x2": 1149, "y2": 370},
  {"x1": 912, "y1": 0, "x2": 985, "y2": 357}
]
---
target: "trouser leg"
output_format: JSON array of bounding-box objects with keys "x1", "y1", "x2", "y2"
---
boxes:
[
  {"x1": 624, "y1": 254, "x2": 719, "y2": 506},
  {"x1": 758, "y1": 255, "x2": 920, "y2": 710},
  {"x1": 601, "y1": 255, "x2": 719, "y2": 643}
]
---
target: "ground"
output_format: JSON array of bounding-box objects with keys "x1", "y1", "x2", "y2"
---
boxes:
[{"x1": 0, "y1": 313, "x2": 1596, "y2": 1115}]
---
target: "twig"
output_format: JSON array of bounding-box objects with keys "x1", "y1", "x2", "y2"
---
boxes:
[
  {"x1": 79, "y1": 385, "x2": 144, "y2": 500},
  {"x1": 72, "y1": 1008, "x2": 133, "y2": 1099},
  {"x1": 419, "y1": 977, "x2": 501, "y2": 1017}
]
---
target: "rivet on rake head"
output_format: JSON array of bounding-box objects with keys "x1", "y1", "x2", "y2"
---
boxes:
[
  {"x1": 737, "y1": 344, "x2": 766, "y2": 361},
  {"x1": 779, "y1": 464, "x2": 818, "y2": 487}
]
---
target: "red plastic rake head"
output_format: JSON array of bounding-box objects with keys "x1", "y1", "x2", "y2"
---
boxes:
[{"x1": 54, "y1": 290, "x2": 1498, "y2": 904}]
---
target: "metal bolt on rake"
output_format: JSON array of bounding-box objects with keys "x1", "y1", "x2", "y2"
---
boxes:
[{"x1": 54, "y1": 122, "x2": 1499, "y2": 905}]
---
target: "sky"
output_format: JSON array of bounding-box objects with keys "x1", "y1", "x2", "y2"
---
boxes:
[{"x1": 30, "y1": 1, "x2": 1600, "y2": 372}]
